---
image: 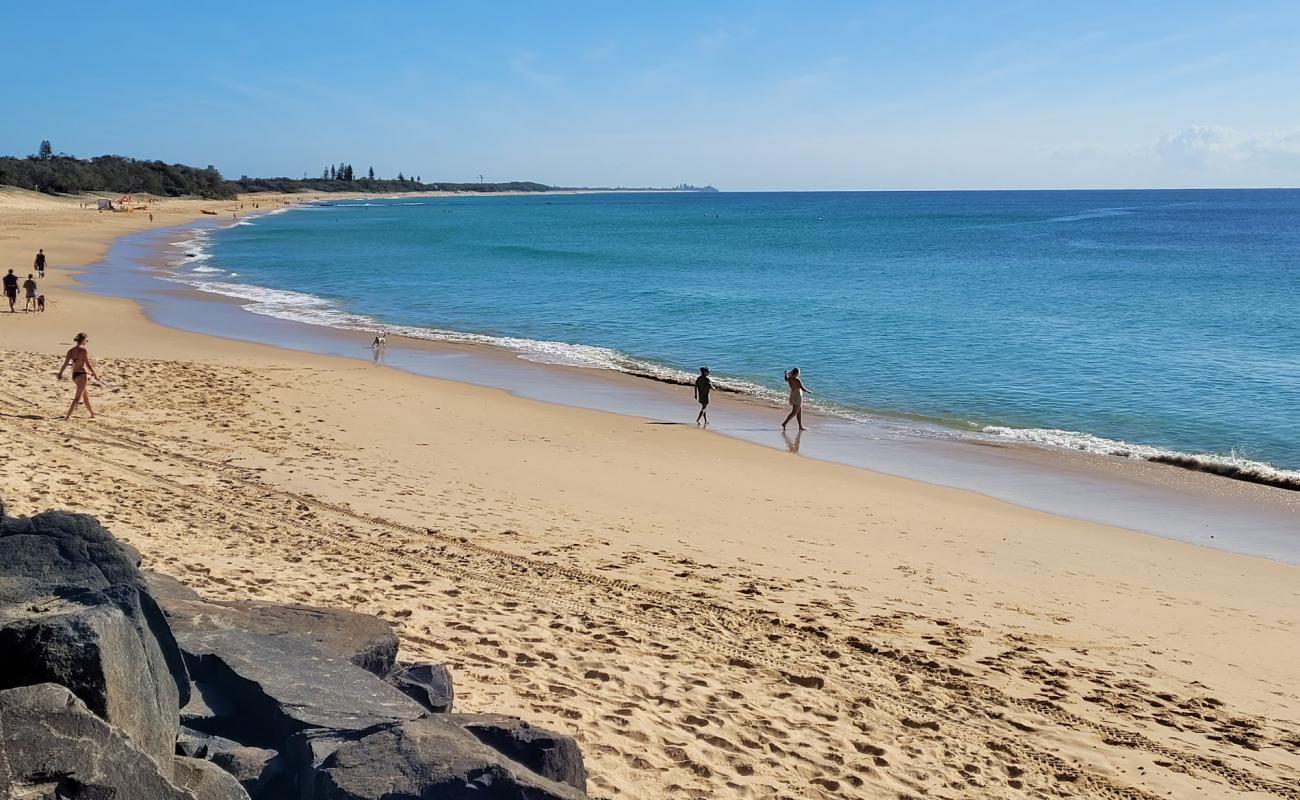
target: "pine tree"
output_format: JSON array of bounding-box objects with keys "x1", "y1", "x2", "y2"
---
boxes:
[
  {"x1": 368, "y1": 166, "x2": 375, "y2": 180},
  {"x1": 397, "y1": 172, "x2": 405, "y2": 182},
  {"x1": 38, "y1": 140, "x2": 53, "y2": 159},
  {"x1": 322, "y1": 168, "x2": 329, "y2": 180},
  {"x1": 329, "y1": 165, "x2": 336, "y2": 180}
]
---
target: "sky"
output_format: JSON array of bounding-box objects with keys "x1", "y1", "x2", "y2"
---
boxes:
[{"x1": 2, "y1": 1, "x2": 1299, "y2": 191}]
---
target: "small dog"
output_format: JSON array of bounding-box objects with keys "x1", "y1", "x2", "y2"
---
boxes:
[
  {"x1": 370, "y1": 331, "x2": 387, "y2": 351},
  {"x1": 36, "y1": 295, "x2": 45, "y2": 312}
]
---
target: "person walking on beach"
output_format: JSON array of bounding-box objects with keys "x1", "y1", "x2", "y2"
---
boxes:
[
  {"x1": 22, "y1": 274, "x2": 37, "y2": 312},
  {"x1": 34, "y1": 249, "x2": 46, "y2": 278},
  {"x1": 3, "y1": 270, "x2": 17, "y2": 312},
  {"x1": 57, "y1": 333, "x2": 100, "y2": 420},
  {"x1": 781, "y1": 367, "x2": 811, "y2": 431},
  {"x1": 693, "y1": 367, "x2": 713, "y2": 426}
]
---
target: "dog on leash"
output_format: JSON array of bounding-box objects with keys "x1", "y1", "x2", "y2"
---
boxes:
[{"x1": 36, "y1": 295, "x2": 45, "y2": 312}]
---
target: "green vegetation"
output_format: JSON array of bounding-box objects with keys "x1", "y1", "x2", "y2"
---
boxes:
[
  {"x1": 0, "y1": 142, "x2": 713, "y2": 198},
  {"x1": 0, "y1": 148, "x2": 231, "y2": 198}
]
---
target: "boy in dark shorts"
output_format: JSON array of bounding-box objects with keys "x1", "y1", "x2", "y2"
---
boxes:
[
  {"x1": 34, "y1": 249, "x2": 46, "y2": 278},
  {"x1": 693, "y1": 367, "x2": 713, "y2": 426}
]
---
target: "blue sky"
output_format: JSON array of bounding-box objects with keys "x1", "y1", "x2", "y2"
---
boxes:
[{"x1": 3, "y1": 1, "x2": 1299, "y2": 190}]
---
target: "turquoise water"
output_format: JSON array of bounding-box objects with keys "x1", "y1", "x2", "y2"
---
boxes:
[{"x1": 177, "y1": 190, "x2": 1300, "y2": 477}]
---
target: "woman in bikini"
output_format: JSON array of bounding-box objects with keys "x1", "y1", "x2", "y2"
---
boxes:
[
  {"x1": 57, "y1": 333, "x2": 100, "y2": 420},
  {"x1": 781, "y1": 367, "x2": 811, "y2": 431}
]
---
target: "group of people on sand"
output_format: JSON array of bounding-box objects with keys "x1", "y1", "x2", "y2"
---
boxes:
[
  {"x1": 693, "y1": 366, "x2": 810, "y2": 430},
  {"x1": 3, "y1": 250, "x2": 48, "y2": 313}
]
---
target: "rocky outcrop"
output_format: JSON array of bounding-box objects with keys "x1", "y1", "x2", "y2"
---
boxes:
[
  {"x1": 0, "y1": 509, "x2": 189, "y2": 774},
  {"x1": 303, "y1": 716, "x2": 588, "y2": 800},
  {"x1": 0, "y1": 683, "x2": 220, "y2": 800},
  {"x1": 145, "y1": 571, "x2": 399, "y2": 676},
  {"x1": 387, "y1": 661, "x2": 455, "y2": 713},
  {"x1": 0, "y1": 505, "x2": 590, "y2": 800},
  {"x1": 177, "y1": 627, "x2": 426, "y2": 742},
  {"x1": 452, "y1": 714, "x2": 588, "y2": 792}
]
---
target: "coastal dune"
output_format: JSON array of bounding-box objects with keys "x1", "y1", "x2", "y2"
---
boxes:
[{"x1": 1, "y1": 191, "x2": 1298, "y2": 798}]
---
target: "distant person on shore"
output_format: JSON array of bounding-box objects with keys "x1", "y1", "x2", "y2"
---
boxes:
[
  {"x1": 57, "y1": 333, "x2": 100, "y2": 420},
  {"x1": 693, "y1": 367, "x2": 713, "y2": 425},
  {"x1": 781, "y1": 367, "x2": 811, "y2": 431},
  {"x1": 34, "y1": 249, "x2": 46, "y2": 278},
  {"x1": 22, "y1": 274, "x2": 37, "y2": 312},
  {"x1": 3, "y1": 270, "x2": 17, "y2": 312}
]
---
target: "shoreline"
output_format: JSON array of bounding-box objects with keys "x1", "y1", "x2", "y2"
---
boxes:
[
  {"x1": 3, "y1": 189, "x2": 1298, "y2": 799},
  {"x1": 73, "y1": 208, "x2": 1300, "y2": 563}
]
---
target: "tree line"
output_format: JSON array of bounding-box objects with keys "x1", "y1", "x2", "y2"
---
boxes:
[{"x1": 0, "y1": 142, "x2": 552, "y2": 198}]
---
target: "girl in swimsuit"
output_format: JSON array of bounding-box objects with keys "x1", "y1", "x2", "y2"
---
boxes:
[
  {"x1": 57, "y1": 332, "x2": 99, "y2": 420},
  {"x1": 781, "y1": 367, "x2": 811, "y2": 431}
]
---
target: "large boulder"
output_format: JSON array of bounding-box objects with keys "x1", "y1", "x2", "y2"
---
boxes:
[
  {"x1": 452, "y1": 714, "x2": 588, "y2": 792},
  {"x1": 0, "y1": 510, "x2": 189, "y2": 773},
  {"x1": 301, "y1": 715, "x2": 588, "y2": 800},
  {"x1": 0, "y1": 683, "x2": 195, "y2": 799},
  {"x1": 146, "y1": 571, "x2": 399, "y2": 676},
  {"x1": 176, "y1": 628, "x2": 426, "y2": 746},
  {"x1": 387, "y1": 661, "x2": 454, "y2": 713}
]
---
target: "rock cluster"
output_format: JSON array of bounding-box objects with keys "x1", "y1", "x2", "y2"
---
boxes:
[{"x1": 0, "y1": 505, "x2": 589, "y2": 799}]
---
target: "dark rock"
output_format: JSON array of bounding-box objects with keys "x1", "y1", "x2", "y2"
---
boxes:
[
  {"x1": 0, "y1": 510, "x2": 189, "y2": 773},
  {"x1": 173, "y1": 756, "x2": 252, "y2": 800},
  {"x1": 175, "y1": 724, "x2": 288, "y2": 799},
  {"x1": 146, "y1": 571, "x2": 399, "y2": 676},
  {"x1": 209, "y1": 746, "x2": 288, "y2": 798},
  {"x1": 176, "y1": 628, "x2": 425, "y2": 746},
  {"x1": 301, "y1": 715, "x2": 588, "y2": 800},
  {"x1": 387, "y1": 661, "x2": 454, "y2": 713},
  {"x1": 0, "y1": 683, "x2": 194, "y2": 799},
  {"x1": 177, "y1": 725, "x2": 243, "y2": 758},
  {"x1": 452, "y1": 714, "x2": 588, "y2": 792}
]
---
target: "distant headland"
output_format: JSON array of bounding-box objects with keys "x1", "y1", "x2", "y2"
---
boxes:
[{"x1": 0, "y1": 141, "x2": 717, "y2": 199}]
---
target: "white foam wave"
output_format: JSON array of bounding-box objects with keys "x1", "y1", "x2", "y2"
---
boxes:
[
  {"x1": 164, "y1": 250, "x2": 1300, "y2": 490},
  {"x1": 982, "y1": 426, "x2": 1300, "y2": 489}
]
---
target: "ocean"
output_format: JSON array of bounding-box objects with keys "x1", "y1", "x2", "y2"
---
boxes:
[{"x1": 171, "y1": 189, "x2": 1300, "y2": 482}]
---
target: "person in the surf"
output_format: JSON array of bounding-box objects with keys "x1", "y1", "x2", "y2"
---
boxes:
[
  {"x1": 694, "y1": 367, "x2": 713, "y2": 426},
  {"x1": 782, "y1": 367, "x2": 811, "y2": 431}
]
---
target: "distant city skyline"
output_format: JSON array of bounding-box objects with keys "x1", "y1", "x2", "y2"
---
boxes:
[{"x1": 3, "y1": 1, "x2": 1298, "y2": 190}]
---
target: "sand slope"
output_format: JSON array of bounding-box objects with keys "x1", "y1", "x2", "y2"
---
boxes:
[{"x1": 1, "y1": 190, "x2": 1298, "y2": 798}]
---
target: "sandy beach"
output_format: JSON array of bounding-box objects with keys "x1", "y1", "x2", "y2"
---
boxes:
[{"x1": 2, "y1": 189, "x2": 1298, "y2": 799}]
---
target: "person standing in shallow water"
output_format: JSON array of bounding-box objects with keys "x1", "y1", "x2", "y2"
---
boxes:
[
  {"x1": 781, "y1": 367, "x2": 811, "y2": 431},
  {"x1": 57, "y1": 333, "x2": 100, "y2": 420},
  {"x1": 693, "y1": 367, "x2": 713, "y2": 426}
]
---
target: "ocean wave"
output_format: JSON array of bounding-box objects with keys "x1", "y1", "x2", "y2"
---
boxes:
[
  {"x1": 982, "y1": 426, "x2": 1300, "y2": 490},
  {"x1": 1040, "y1": 207, "x2": 1137, "y2": 224},
  {"x1": 167, "y1": 273, "x2": 792, "y2": 405},
  {"x1": 164, "y1": 242, "x2": 1299, "y2": 492}
]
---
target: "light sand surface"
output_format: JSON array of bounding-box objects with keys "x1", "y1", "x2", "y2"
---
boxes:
[{"x1": 1, "y1": 189, "x2": 1298, "y2": 799}]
